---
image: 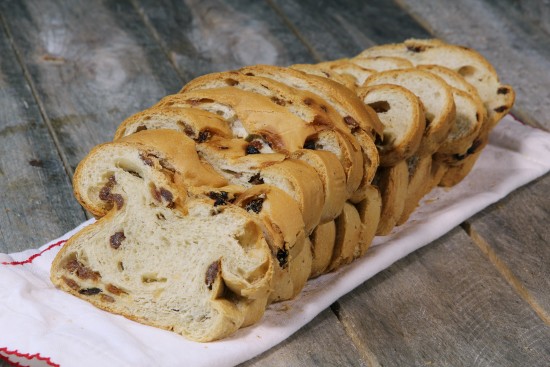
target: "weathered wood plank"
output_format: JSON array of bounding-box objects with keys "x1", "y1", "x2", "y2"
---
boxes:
[
  {"x1": 399, "y1": 0, "x2": 550, "y2": 130},
  {"x1": 133, "y1": 0, "x2": 314, "y2": 79},
  {"x1": 465, "y1": 173, "x2": 550, "y2": 316},
  {"x1": 240, "y1": 309, "x2": 367, "y2": 367},
  {"x1": 0, "y1": 15, "x2": 85, "y2": 253},
  {"x1": 0, "y1": 0, "x2": 183, "y2": 172},
  {"x1": 268, "y1": 0, "x2": 431, "y2": 60},
  {"x1": 334, "y1": 227, "x2": 550, "y2": 366}
]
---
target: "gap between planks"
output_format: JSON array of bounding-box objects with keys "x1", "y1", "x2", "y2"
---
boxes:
[
  {"x1": 330, "y1": 302, "x2": 381, "y2": 367},
  {"x1": 129, "y1": 0, "x2": 187, "y2": 83},
  {"x1": 461, "y1": 221, "x2": 550, "y2": 326},
  {"x1": 264, "y1": 0, "x2": 324, "y2": 63},
  {"x1": 0, "y1": 12, "x2": 92, "y2": 220},
  {"x1": 0, "y1": 13, "x2": 75, "y2": 181}
]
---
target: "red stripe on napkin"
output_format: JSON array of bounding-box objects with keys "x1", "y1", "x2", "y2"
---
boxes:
[
  {"x1": 0, "y1": 347, "x2": 59, "y2": 367},
  {"x1": 1, "y1": 240, "x2": 66, "y2": 266}
]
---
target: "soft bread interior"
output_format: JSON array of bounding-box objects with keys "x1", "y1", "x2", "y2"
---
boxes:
[{"x1": 52, "y1": 169, "x2": 272, "y2": 342}]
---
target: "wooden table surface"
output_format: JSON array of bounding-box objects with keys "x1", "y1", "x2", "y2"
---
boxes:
[{"x1": 1, "y1": 1, "x2": 549, "y2": 366}]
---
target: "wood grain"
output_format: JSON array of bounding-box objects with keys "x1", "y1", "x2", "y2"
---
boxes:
[
  {"x1": 335, "y1": 228, "x2": 550, "y2": 366},
  {"x1": 268, "y1": 0, "x2": 431, "y2": 60},
  {"x1": 240, "y1": 309, "x2": 367, "y2": 367},
  {"x1": 0, "y1": 15, "x2": 85, "y2": 252},
  {"x1": 133, "y1": 0, "x2": 315, "y2": 79},
  {"x1": 399, "y1": 0, "x2": 550, "y2": 130},
  {"x1": 466, "y1": 173, "x2": 550, "y2": 317},
  {"x1": 0, "y1": 0, "x2": 183, "y2": 172}
]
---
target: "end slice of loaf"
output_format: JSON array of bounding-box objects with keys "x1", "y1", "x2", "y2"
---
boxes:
[{"x1": 51, "y1": 138, "x2": 273, "y2": 342}]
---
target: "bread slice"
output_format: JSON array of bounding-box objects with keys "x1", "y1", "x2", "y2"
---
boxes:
[
  {"x1": 293, "y1": 60, "x2": 376, "y2": 90},
  {"x1": 398, "y1": 155, "x2": 433, "y2": 224},
  {"x1": 364, "y1": 68, "x2": 456, "y2": 156},
  {"x1": 417, "y1": 64, "x2": 480, "y2": 100},
  {"x1": 51, "y1": 137, "x2": 273, "y2": 342},
  {"x1": 436, "y1": 88, "x2": 484, "y2": 156},
  {"x1": 373, "y1": 160, "x2": 409, "y2": 235},
  {"x1": 73, "y1": 130, "x2": 228, "y2": 218},
  {"x1": 194, "y1": 136, "x2": 324, "y2": 235},
  {"x1": 290, "y1": 63, "x2": 357, "y2": 90},
  {"x1": 174, "y1": 87, "x2": 319, "y2": 154},
  {"x1": 417, "y1": 64, "x2": 485, "y2": 159},
  {"x1": 354, "y1": 184, "x2": 382, "y2": 256},
  {"x1": 357, "y1": 84, "x2": 425, "y2": 166},
  {"x1": 309, "y1": 220, "x2": 336, "y2": 278},
  {"x1": 114, "y1": 107, "x2": 232, "y2": 142},
  {"x1": 290, "y1": 149, "x2": 347, "y2": 223},
  {"x1": 351, "y1": 56, "x2": 414, "y2": 73},
  {"x1": 233, "y1": 184, "x2": 309, "y2": 303},
  {"x1": 327, "y1": 202, "x2": 362, "y2": 271}
]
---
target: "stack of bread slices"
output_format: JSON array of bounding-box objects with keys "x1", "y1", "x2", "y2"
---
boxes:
[{"x1": 50, "y1": 39, "x2": 515, "y2": 342}]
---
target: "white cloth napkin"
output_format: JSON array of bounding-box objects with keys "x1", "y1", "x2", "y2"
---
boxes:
[{"x1": 1, "y1": 115, "x2": 550, "y2": 367}]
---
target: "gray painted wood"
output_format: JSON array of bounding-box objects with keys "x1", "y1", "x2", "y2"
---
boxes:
[
  {"x1": 466, "y1": 173, "x2": 550, "y2": 314},
  {"x1": 240, "y1": 309, "x2": 367, "y2": 367},
  {"x1": 133, "y1": 0, "x2": 315, "y2": 80},
  {"x1": 0, "y1": 0, "x2": 183, "y2": 172},
  {"x1": 0, "y1": 16, "x2": 85, "y2": 252},
  {"x1": 268, "y1": 0, "x2": 431, "y2": 60},
  {"x1": 336, "y1": 228, "x2": 550, "y2": 367},
  {"x1": 398, "y1": 0, "x2": 550, "y2": 130}
]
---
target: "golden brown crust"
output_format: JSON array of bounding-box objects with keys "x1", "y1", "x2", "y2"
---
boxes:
[
  {"x1": 354, "y1": 185, "x2": 382, "y2": 256},
  {"x1": 114, "y1": 106, "x2": 233, "y2": 141},
  {"x1": 327, "y1": 202, "x2": 362, "y2": 271},
  {"x1": 374, "y1": 160, "x2": 409, "y2": 236},
  {"x1": 364, "y1": 68, "x2": 456, "y2": 157},
  {"x1": 290, "y1": 149, "x2": 347, "y2": 223},
  {"x1": 357, "y1": 84, "x2": 425, "y2": 166},
  {"x1": 309, "y1": 220, "x2": 336, "y2": 278},
  {"x1": 239, "y1": 64, "x2": 384, "y2": 137}
]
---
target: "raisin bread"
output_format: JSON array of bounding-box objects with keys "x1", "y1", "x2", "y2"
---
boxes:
[{"x1": 51, "y1": 39, "x2": 514, "y2": 344}]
